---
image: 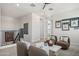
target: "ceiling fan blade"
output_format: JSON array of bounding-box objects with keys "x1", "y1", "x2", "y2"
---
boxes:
[
  {"x1": 45, "y1": 3, "x2": 51, "y2": 4},
  {"x1": 42, "y1": 3, "x2": 51, "y2": 10},
  {"x1": 42, "y1": 4, "x2": 46, "y2": 9}
]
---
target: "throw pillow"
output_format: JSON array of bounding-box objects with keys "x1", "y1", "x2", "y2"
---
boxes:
[
  {"x1": 48, "y1": 40, "x2": 54, "y2": 46},
  {"x1": 21, "y1": 40, "x2": 31, "y2": 49}
]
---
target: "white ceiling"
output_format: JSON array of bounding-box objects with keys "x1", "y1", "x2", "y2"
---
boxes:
[{"x1": 0, "y1": 3, "x2": 79, "y2": 18}]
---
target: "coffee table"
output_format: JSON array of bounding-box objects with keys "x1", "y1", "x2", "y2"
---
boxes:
[
  {"x1": 49, "y1": 45, "x2": 61, "y2": 56},
  {"x1": 35, "y1": 42, "x2": 61, "y2": 56}
]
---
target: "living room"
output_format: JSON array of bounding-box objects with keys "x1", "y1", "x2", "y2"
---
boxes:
[{"x1": 0, "y1": 1, "x2": 79, "y2": 57}]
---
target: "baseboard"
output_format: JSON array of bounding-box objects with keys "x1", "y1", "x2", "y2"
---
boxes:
[{"x1": 71, "y1": 42, "x2": 79, "y2": 46}]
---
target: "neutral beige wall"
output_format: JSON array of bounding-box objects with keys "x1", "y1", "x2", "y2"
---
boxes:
[
  {"x1": 20, "y1": 13, "x2": 32, "y2": 42},
  {"x1": 0, "y1": 8, "x2": 1, "y2": 29},
  {"x1": 1, "y1": 16, "x2": 20, "y2": 30},
  {"x1": 0, "y1": 8, "x2": 2, "y2": 46},
  {"x1": 0, "y1": 15, "x2": 20, "y2": 46},
  {"x1": 40, "y1": 16, "x2": 48, "y2": 40},
  {"x1": 20, "y1": 13, "x2": 41, "y2": 42},
  {"x1": 40, "y1": 18, "x2": 44, "y2": 39},
  {"x1": 31, "y1": 13, "x2": 40, "y2": 42},
  {"x1": 52, "y1": 8, "x2": 79, "y2": 46}
]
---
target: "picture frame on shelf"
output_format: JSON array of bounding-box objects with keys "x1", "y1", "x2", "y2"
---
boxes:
[
  {"x1": 70, "y1": 17, "x2": 79, "y2": 28},
  {"x1": 62, "y1": 23, "x2": 69, "y2": 31},
  {"x1": 55, "y1": 21, "x2": 61, "y2": 28}
]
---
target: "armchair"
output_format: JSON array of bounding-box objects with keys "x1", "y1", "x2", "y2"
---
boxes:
[
  {"x1": 56, "y1": 36, "x2": 70, "y2": 50},
  {"x1": 45, "y1": 35, "x2": 57, "y2": 46}
]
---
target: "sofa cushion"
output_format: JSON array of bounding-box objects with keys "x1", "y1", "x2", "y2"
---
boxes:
[
  {"x1": 28, "y1": 46, "x2": 48, "y2": 56},
  {"x1": 21, "y1": 40, "x2": 30, "y2": 49}
]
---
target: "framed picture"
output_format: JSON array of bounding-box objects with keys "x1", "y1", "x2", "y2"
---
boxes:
[
  {"x1": 62, "y1": 23, "x2": 69, "y2": 31},
  {"x1": 62, "y1": 19, "x2": 70, "y2": 23},
  {"x1": 55, "y1": 21, "x2": 61, "y2": 28},
  {"x1": 70, "y1": 18, "x2": 79, "y2": 28}
]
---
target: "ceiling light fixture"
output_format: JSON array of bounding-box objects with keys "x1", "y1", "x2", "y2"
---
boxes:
[
  {"x1": 49, "y1": 8, "x2": 53, "y2": 11},
  {"x1": 30, "y1": 3, "x2": 36, "y2": 7},
  {"x1": 16, "y1": 4, "x2": 20, "y2": 7}
]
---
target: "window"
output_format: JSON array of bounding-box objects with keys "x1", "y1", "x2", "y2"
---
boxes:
[{"x1": 48, "y1": 20, "x2": 52, "y2": 37}]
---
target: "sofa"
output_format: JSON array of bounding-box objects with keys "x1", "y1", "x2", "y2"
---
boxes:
[
  {"x1": 17, "y1": 41, "x2": 48, "y2": 56},
  {"x1": 17, "y1": 41, "x2": 28, "y2": 56}
]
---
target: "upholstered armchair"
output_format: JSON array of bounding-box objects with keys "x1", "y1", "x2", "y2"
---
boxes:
[
  {"x1": 56, "y1": 36, "x2": 70, "y2": 50},
  {"x1": 50, "y1": 35, "x2": 57, "y2": 45},
  {"x1": 45, "y1": 35, "x2": 57, "y2": 46}
]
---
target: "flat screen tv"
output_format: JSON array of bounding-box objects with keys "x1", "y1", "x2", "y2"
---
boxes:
[{"x1": 24, "y1": 23, "x2": 28, "y2": 34}]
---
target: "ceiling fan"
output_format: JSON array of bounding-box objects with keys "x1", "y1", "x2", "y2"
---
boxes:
[{"x1": 42, "y1": 3, "x2": 51, "y2": 10}]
